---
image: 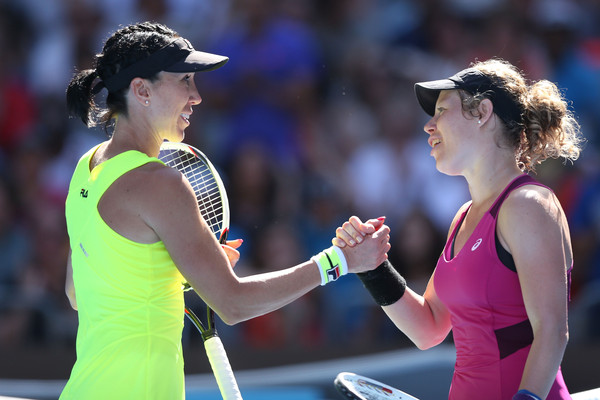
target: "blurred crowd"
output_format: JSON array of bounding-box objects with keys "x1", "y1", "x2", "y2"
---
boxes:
[{"x1": 0, "y1": 0, "x2": 599, "y2": 362}]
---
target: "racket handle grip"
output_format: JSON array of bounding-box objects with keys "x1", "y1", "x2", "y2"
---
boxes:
[{"x1": 204, "y1": 336, "x2": 243, "y2": 400}]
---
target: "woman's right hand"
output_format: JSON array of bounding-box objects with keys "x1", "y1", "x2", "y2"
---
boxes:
[
  {"x1": 333, "y1": 216, "x2": 386, "y2": 248},
  {"x1": 340, "y1": 221, "x2": 390, "y2": 273}
]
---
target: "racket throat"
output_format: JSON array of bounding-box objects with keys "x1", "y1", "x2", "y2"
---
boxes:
[{"x1": 201, "y1": 330, "x2": 218, "y2": 341}]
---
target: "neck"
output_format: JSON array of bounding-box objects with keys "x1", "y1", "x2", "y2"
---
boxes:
[
  {"x1": 110, "y1": 115, "x2": 163, "y2": 158},
  {"x1": 464, "y1": 157, "x2": 523, "y2": 207}
]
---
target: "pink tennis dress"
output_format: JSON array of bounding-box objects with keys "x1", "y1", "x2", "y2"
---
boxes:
[{"x1": 434, "y1": 174, "x2": 571, "y2": 400}]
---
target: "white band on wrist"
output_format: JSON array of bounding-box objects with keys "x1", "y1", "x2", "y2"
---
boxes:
[{"x1": 312, "y1": 246, "x2": 348, "y2": 286}]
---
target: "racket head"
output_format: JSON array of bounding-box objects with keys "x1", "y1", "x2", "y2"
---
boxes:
[
  {"x1": 334, "y1": 372, "x2": 419, "y2": 400},
  {"x1": 158, "y1": 141, "x2": 229, "y2": 336},
  {"x1": 158, "y1": 141, "x2": 230, "y2": 239}
]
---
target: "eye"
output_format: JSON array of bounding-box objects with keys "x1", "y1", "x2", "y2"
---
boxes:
[
  {"x1": 436, "y1": 107, "x2": 446, "y2": 116},
  {"x1": 183, "y1": 74, "x2": 192, "y2": 84}
]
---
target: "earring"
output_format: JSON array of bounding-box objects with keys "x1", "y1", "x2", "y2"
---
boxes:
[
  {"x1": 145, "y1": 100, "x2": 149, "y2": 105},
  {"x1": 477, "y1": 120, "x2": 481, "y2": 124}
]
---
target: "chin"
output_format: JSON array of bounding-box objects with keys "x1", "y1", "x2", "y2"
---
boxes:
[
  {"x1": 166, "y1": 131, "x2": 185, "y2": 143},
  {"x1": 435, "y1": 160, "x2": 461, "y2": 177},
  {"x1": 434, "y1": 158, "x2": 447, "y2": 174}
]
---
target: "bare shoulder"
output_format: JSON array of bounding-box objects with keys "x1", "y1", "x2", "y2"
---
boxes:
[
  {"x1": 500, "y1": 184, "x2": 564, "y2": 223},
  {"x1": 124, "y1": 161, "x2": 189, "y2": 194},
  {"x1": 122, "y1": 161, "x2": 197, "y2": 212},
  {"x1": 103, "y1": 160, "x2": 198, "y2": 239},
  {"x1": 497, "y1": 183, "x2": 569, "y2": 250},
  {"x1": 497, "y1": 182, "x2": 573, "y2": 285}
]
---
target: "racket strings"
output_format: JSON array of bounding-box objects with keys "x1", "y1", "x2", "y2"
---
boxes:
[{"x1": 161, "y1": 149, "x2": 225, "y2": 236}]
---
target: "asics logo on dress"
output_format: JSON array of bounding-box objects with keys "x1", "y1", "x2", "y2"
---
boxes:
[
  {"x1": 80, "y1": 188, "x2": 88, "y2": 198},
  {"x1": 471, "y1": 238, "x2": 483, "y2": 251}
]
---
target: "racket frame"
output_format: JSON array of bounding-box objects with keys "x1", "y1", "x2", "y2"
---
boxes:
[
  {"x1": 334, "y1": 372, "x2": 420, "y2": 400},
  {"x1": 159, "y1": 141, "x2": 241, "y2": 400}
]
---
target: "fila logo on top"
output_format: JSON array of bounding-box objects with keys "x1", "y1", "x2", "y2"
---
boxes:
[{"x1": 471, "y1": 238, "x2": 483, "y2": 251}]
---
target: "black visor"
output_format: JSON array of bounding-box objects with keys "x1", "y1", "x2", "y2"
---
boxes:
[
  {"x1": 414, "y1": 68, "x2": 523, "y2": 124},
  {"x1": 94, "y1": 37, "x2": 228, "y2": 94}
]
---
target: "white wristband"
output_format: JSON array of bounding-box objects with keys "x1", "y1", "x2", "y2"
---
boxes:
[{"x1": 311, "y1": 246, "x2": 348, "y2": 286}]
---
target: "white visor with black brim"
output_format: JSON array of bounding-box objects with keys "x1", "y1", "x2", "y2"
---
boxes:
[
  {"x1": 92, "y1": 37, "x2": 228, "y2": 94},
  {"x1": 414, "y1": 68, "x2": 523, "y2": 124}
]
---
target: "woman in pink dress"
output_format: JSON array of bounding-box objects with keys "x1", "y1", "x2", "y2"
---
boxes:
[{"x1": 336, "y1": 58, "x2": 583, "y2": 400}]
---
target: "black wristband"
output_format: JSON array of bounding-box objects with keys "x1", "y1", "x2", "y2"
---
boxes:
[{"x1": 357, "y1": 260, "x2": 406, "y2": 306}]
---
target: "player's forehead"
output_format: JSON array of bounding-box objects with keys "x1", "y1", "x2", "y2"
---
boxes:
[
  {"x1": 435, "y1": 90, "x2": 462, "y2": 111},
  {"x1": 437, "y1": 90, "x2": 459, "y2": 103}
]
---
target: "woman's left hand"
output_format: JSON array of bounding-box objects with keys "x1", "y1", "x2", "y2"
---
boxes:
[{"x1": 222, "y1": 239, "x2": 243, "y2": 268}]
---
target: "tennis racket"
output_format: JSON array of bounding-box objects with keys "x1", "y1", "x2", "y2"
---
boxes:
[
  {"x1": 335, "y1": 372, "x2": 419, "y2": 400},
  {"x1": 159, "y1": 141, "x2": 242, "y2": 400}
]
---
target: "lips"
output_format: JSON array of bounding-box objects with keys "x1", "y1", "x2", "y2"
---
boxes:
[{"x1": 429, "y1": 137, "x2": 442, "y2": 148}]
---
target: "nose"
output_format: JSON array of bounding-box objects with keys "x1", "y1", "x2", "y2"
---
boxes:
[
  {"x1": 424, "y1": 116, "x2": 436, "y2": 135},
  {"x1": 190, "y1": 92, "x2": 202, "y2": 106},
  {"x1": 190, "y1": 85, "x2": 202, "y2": 106}
]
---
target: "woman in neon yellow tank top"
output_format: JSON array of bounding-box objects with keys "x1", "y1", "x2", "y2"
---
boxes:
[{"x1": 63, "y1": 22, "x2": 391, "y2": 399}]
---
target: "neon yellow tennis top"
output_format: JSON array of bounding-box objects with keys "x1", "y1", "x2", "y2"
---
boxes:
[{"x1": 61, "y1": 144, "x2": 186, "y2": 400}]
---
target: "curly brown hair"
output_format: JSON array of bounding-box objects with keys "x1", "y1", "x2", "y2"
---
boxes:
[{"x1": 458, "y1": 59, "x2": 584, "y2": 172}]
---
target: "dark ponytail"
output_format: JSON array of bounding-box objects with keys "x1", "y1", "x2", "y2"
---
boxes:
[
  {"x1": 66, "y1": 69, "x2": 98, "y2": 127},
  {"x1": 65, "y1": 22, "x2": 178, "y2": 131}
]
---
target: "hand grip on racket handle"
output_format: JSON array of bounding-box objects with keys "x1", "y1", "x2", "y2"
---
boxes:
[
  {"x1": 204, "y1": 336, "x2": 243, "y2": 400},
  {"x1": 219, "y1": 227, "x2": 229, "y2": 244},
  {"x1": 207, "y1": 227, "x2": 244, "y2": 399}
]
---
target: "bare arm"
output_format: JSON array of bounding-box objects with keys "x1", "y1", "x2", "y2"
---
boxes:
[
  {"x1": 65, "y1": 249, "x2": 77, "y2": 311},
  {"x1": 499, "y1": 186, "x2": 571, "y2": 399},
  {"x1": 334, "y1": 215, "x2": 458, "y2": 349},
  {"x1": 140, "y1": 168, "x2": 390, "y2": 325},
  {"x1": 381, "y1": 276, "x2": 452, "y2": 350}
]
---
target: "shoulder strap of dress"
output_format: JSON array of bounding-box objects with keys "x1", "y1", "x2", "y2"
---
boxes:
[
  {"x1": 90, "y1": 150, "x2": 163, "y2": 205},
  {"x1": 489, "y1": 174, "x2": 537, "y2": 218}
]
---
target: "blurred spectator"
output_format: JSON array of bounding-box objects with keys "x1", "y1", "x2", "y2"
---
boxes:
[
  {"x1": 568, "y1": 162, "x2": 600, "y2": 342},
  {"x1": 532, "y1": 0, "x2": 600, "y2": 149},
  {"x1": 388, "y1": 208, "x2": 445, "y2": 295},
  {"x1": 0, "y1": 175, "x2": 33, "y2": 346},
  {"x1": 0, "y1": 2, "x2": 37, "y2": 155},
  {"x1": 242, "y1": 219, "x2": 318, "y2": 348},
  {"x1": 199, "y1": 0, "x2": 323, "y2": 171},
  {"x1": 570, "y1": 166, "x2": 600, "y2": 289}
]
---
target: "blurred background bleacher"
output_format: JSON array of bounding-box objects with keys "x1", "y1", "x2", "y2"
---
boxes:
[{"x1": 0, "y1": 0, "x2": 599, "y2": 398}]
